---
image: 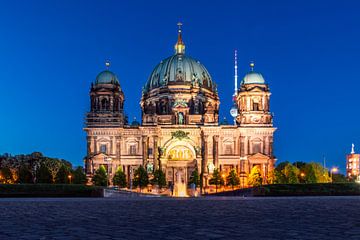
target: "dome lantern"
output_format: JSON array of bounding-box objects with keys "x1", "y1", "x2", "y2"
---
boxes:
[
  {"x1": 174, "y1": 22, "x2": 185, "y2": 55},
  {"x1": 242, "y1": 61, "x2": 266, "y2": 85}
]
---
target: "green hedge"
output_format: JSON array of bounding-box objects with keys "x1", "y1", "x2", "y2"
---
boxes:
[
  {"x1": 209, "y1": 183, "x2": 360, "y2": 197},
  {"x1": 255, "y1": 183, "x2": 360, "y2": 196},
  {"x1": 0, "y1": 184, "x2": 103, "y2": 197}
]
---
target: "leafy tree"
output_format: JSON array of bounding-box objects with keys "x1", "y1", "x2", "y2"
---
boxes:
[
  {"x1": 266, "y1": 170, "x2": 276, "y2": 184},
  {"x1": 73, "y1": 166, "x2": 87, "y2": 184},
  {"x1": 151, "y1": 169, "x2": 166, "y2": 189},
  {"x1": 247, "y1": 165, "x2": 263, "y2": 187},
  {"x1": 209, "y1": 169, "x2": 224, "y2": 193},
  {"x1": 312, "y1": 162, "x2": 331, "y2": 183},
  {"x1": 303, "y1": 162, "x2": 331, "y2": 183},
  {"x1": 92, "y1": 165, "x2": 108, "y2": 186},
  {"x1": 273, "y1": 169, "x2": 286, "y2": 184},
  {"x1": 133, "y1": 165, "x2": 149, "y2": 191},
  {"x1": 43, "y1": 158, "x2": 61, "y2": 183},
  {"x1": 18, "y1": 164, "x2": 33, "y2": 183},
  {"x1": 275, "y1": 161, "x2": 290, "y2": 172},
  {"x1": 226, "y1": 169, "x2": 240, "y2": 190},
  {"x1": 283, "y1": 163, "x2": 300, "y2": 184},
  {"x1": 189, "y1": 168, "x2": 200, "y2": 187},
  {"x1": 36, "y1": 162, "x2": 52, "y2": 183},
  {"x1": 0, "y1": 167, "x2": 13, "y2": 184},
  {"x1": 292, "y1": 161, "x2": 307, "y2": 169},
  {"x1": 55, "y1": 164, "x2": 71, "y2": 184},
  {"x1": 332, "y1": 173, "x2": 347, "y2": 183},
  {"x1": 113, "y1": 167, "x2": 127, "y2": 188}
]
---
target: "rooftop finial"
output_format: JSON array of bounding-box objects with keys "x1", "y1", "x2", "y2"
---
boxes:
[
  {"x1": 234, "y1": 50, "x2": 238, "y2": 96},
  {"x1": 250, "y1": 61, "x2": 255, "y2": 71},
  {"x1": 105, "y1": 60, "x2": 110, "y2": 69},
  {"x1": 175, "y1": 22, "x2": 185, "y2": 54},
  {"x1": 351, "y1": 143, "x2": 355, "y2": 154}
]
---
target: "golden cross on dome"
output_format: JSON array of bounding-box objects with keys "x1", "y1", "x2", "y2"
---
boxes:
[
  {"x1": 175, "y1": 22, "x2": 185, "y2": 54},
  {"x1": 177, "y1": 22, "x2": 183, "y2": 32}
]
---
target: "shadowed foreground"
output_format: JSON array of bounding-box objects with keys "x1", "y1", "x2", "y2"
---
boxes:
[{"x1": 0, "y1": 196, "x2": 359, "y2": 239}]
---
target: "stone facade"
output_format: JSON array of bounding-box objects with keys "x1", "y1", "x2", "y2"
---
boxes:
[{"x1": 84, "y1": 25, "x2": 276, "y2": 191}]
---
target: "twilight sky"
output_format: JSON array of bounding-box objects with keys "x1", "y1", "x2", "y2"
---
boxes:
[{"x1": 0, "y1": 0, "x2": 359, "y2": 172}]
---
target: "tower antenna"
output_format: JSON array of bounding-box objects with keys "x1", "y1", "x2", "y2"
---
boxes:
[{"x1": 234, "y1": 50, "x2": 238, "y2": 97}]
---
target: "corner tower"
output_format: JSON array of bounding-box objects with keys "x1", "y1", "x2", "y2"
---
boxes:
[
  {"x1": 235, "y1": 62, "x2": 276, "y2": 182},
  {"x1": 236, "y1": 62, "x2": 272, "y2": 127},
  {"x1": 86, "y1": 62, "x2": 125, "y2": 128}
]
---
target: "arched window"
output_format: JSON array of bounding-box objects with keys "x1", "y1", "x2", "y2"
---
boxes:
[
  {"x1": 100, "y1": 145, "x2": 107, "y2": 154},
  {"x1": 101, "y1": 98, "x2": 108, "y2": 111}
]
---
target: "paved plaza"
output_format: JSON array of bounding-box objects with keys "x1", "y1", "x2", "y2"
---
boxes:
[{"x1": 0, "y1": 196, "x2": 359, "y2": 239}]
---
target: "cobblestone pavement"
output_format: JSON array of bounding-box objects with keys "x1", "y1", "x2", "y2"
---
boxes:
[{"x1": 0, "y1": 196, "x2": 359, "y2": 240}]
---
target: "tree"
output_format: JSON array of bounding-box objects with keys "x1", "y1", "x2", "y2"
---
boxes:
[
  {"x1": 247, "y1": 166, "x2": 263, "y2": 187},
  {"x1": 36, "y1": 162, "x2": 52, "y2": 183},
  {"x1": 226, "y1": 169, "x2": 240, "y2": 190},
  {"x1": 151, "y1": 169, "x2": 166, "y2": 189},
  {"x1": 0, "y1": 167, "x2": 13, "y2": 184},
  {"x1": 92, "y1": 165, "x2": 108, "y2": 186},
  {"x1": 55, "y1": 164, "x2": 71, "y2": 184},
  {"x1": 303, "y1": 162, "x2": 330, "y2": 183},
  {"x1": 43, "y1": 158, "x2": 61, "y2": 183},
  {"x1": 18, "y1": 164, "x2": 33, "y2": 183},
  {"x1": 133, "y1": 165, "x2": 149, "y2": 191},
  {"x1": 113, "y1": 167, "x2": 127, "y2": 188},
  {"x1": 73, "y1": 166, "x2": 87, "y2": 184},
  {"x1": 189, "y1": 168, "x2": 200, "y2": 187},
  {"x1": 209, "y1": 169, "x2": 224, "y2": 193},
  {"x1": 282, "y1": 163, "x2": 300, "y2": 184},
  {"x1": 332, "y1": 173, "x2": 347, "y2": 183}
]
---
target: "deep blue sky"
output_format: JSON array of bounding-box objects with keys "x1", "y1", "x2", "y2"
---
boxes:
[{"x1": 0, "y1": 0, "x2": 359, "y2": 172}]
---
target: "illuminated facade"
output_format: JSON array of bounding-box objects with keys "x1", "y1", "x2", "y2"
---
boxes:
[
  {"x1": 346, "y1": 144, "x2": 360, "y2": 178},
  {"x1": 84, "y1": 24, "x2": 276, "y2": 192}
]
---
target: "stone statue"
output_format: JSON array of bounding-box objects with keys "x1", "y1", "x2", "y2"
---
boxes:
[
  {"x1": 351, "y1": 143, "x2": 355, "y2": 154},
  {"x1": 146, "y1": 162, "x2": 153, "y2": 173},
  {"x1": 178, "y1": 112, "x2": 184, "y2": 124}
]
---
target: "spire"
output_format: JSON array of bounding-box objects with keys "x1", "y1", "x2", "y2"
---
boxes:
[
  {"x1": 174, "y1": 22, "x2": 185, "y2": 54},
  {"x1": 250, "y1": 61, "x2": 255, "y2": 72},
  {"x1": 351, "y1": 143, "x2": 355, "y2": 154},
  {"x1": 234, "y1": 50, "x2": 238, "y2": 96}
]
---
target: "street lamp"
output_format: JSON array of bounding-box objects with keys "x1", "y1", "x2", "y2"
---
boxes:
[
  {"x1": 330, "y1": 167, "x2": 338, "y2": 183},
  {"x1": 68, "y1": 174, "x2": 72, "y2": 184}
]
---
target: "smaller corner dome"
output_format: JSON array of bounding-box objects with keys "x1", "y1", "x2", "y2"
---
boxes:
[
  {"x1": 242, "y1": 72, "x2": 265, "y2": 85},
  {"x1": 95, "y1": 70, "x2": 120, "y2": 85}
]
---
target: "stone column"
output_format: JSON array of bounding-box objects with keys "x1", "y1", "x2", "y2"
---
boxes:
[
  {"x1": 116, "y1": 136, "x2": 121, "y2": 162},
  {"x1": 213, "y1": 135, "x2": 219, "y2": 168},
  {"x1": 142, "y1": 136, "x2": 148, "y2": 166},
  {"x1": 93, "y1": 136, "x2": 98, "y2": 154},
  {"x1": 86, "y1": 136, "x2": 91, "y2": 155},
  {"x1": 202, "y1": 133, "x2": 209, "y2": 174},
  {"x1": 110, "y1": 136, "x2": 114, "y2": 155},
  {"x1": 153, "y1": 136, "x2": 158, "y2": 170}
]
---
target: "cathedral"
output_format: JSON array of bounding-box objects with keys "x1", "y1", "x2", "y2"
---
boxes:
[{"x1": 84, "y1": 24, "x2": 276, "y2": 193}]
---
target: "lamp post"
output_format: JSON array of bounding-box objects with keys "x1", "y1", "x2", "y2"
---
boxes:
[
  {"x1": 330, "y1": 167, "x2": 338, "y2": 183},
  {"x1": 68, "y1": 174, "x2": 72, "y2": 184}
]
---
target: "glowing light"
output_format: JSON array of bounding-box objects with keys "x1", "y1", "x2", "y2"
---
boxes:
[{"x1": 331, "y1": 167, "x2": 338, "y2": 173}]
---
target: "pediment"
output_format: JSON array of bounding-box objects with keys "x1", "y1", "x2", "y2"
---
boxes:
[{"x1": 248, "y1": 152, "x2": 270, "y2": 160}]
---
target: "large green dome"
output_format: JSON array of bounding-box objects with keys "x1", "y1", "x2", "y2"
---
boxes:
[{"x1": 143, "y1": 54, "x2": 215, "y2": 93}]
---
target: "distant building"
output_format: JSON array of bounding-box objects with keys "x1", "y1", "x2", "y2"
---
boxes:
[
  {"x1": 346, "y1": 144, "x2": 360, "y2": 178},
  {"x1": 83, "y1": 24, "x2": 276, "y2": 193}
]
